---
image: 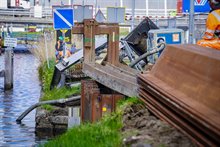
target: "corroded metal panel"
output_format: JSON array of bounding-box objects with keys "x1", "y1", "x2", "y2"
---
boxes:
[
  {"x1": 81, "y1": 80, "x2": 124, "y2": 123},
  {"x1": 138, "y1": 44, "x2": 220, "y2": 146}
]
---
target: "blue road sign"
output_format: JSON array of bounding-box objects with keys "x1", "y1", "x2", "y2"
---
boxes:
[
  {"x1": 53, "y1": 8, "x2": 74, "y2": 30},
  {"x1": 183, "y1": 0, "x2": 210, "y2": 13}
]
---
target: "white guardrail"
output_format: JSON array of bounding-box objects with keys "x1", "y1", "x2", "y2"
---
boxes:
[{"x1": 0, "y1": 7, "x2": 208, "y2": 19}]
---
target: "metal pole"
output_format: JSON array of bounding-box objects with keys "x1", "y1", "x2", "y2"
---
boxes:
[
  {"x1": 4, "y1": 48, "x2": 13, "y2": 90},
  {"x1": 95, "y1": 0, "x2": 97, "y2": 14},
  {"x1": 72, "y1": 0, "x2": 74, "y2": 7},
  {"x1": 62, "y1": 31, "x2": 66, "y2": 58},
  {"x1": 164, "y1": 0, "x2": 167, "y2": 17},
  {"x1": 131, "y1": 0, "x2": 135, "y2": 30},
  {"x1": 120, "y1": 0, "x2": 123, "y2": 7},
  {"x1": 44, "y1": 32, "x2": 50, "y2": 68},
  {"x1": 189, "y1": 0, "x2": 194, "y2": 44},
  {"x1": 145, "y1": 0, "x2": 148, "y2": 16},
  {"x1": 82, "y1": 0, "x2": 85, "y2": 20}
]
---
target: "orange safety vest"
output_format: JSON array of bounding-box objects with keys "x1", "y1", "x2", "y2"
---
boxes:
[{"x1": 197, "y1": 9, "x2": 220, "y2": 50}]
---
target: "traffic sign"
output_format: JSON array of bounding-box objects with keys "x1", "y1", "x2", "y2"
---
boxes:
[
  {"x1": 73, "y1": 5, "x2": 93, "y2": 22},
  {"x1": 182, "y1": 0, "x2": 210, "y2": 13},
  {"x1": 53, "y1": 8, "x2": 74, "y2": 30},
  {"x1": 56, "y1": 29, "x2": 72, "y2": 44},
  {"x1": 107, "y1": 7, "x2": 125, "y2": 23},
  {"x1": 4, "y1": 37, "x2": 17, "y2": 48},
  {"x1": 95, "y1": 9, "x2": 106, "y2": 23},
  {"x1": 34, "y1": 6, "x2": 42, "y2": 18}
]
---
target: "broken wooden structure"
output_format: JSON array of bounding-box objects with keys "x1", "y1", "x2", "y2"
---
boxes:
[{"x1": 72, "y1": 19, "x2": 139, "y2": 97}]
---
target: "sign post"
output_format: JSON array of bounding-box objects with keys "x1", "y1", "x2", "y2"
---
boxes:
[
  {"x1": 189, "y1": 0, "x2": 195, "y2": 44},
  {"x1": 44, "y1": 32, "x2": 50, "y2": 68},
  {"x1": 53, "y1": 8, "x2": 74, "y2": 88},
  {"x1": 53, "y1": 8, "x2": 74, "y2": 58},
  {"x1": 4, "y1": 37, "x2": 17, "y2": 90}
]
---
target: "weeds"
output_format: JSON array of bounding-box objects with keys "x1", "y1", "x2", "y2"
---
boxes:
[
  {"x1": 43, "y1": 97, "x2": 141, "y2": 147},
  {"x1": 41, "y1": 86, "x2": 80, "y2": 101},
  {"x1": 29, "y1": 32, "x2": 56, "y2": 63}
]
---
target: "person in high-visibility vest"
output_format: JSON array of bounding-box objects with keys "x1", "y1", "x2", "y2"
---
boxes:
[
  {"x1": 55, "y1": 36, "x2": 71, "y2": 63},
  {"x1": 197, "y1": 0, "x2": 220, "y2": 50}
]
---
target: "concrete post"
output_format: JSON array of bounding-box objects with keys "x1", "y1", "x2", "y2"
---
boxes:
[{"x1": 4, "y1": 48, "x2": 13, "y2": 90}]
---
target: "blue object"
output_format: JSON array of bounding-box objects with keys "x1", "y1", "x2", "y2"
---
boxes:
[
  {"x1": 182, "y1": 0, "x2": 210, "y2": 13},
  {"x1": 148, "y1": 29, "x2": 184, "y2": 63},
  {"x1": 53, "y1": 8, "x2": 74, "y2": 30},
  {"x1": 70, "y1": 43, "x2": 76, "y2": 54}
]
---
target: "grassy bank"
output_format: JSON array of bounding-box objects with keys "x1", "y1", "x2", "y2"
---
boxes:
[
  {"x1": 38, "y1": 60, "x2": 80, "y2": 111},
  {"x1": 38, "y1": 59, "x2": 80, "y2": 99},
  {"x1": 44, "y1": 97, "x2": 140, "y2": 147}
]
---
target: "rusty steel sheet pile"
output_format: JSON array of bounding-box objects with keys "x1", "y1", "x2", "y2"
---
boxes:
[
  {"x1": 138, "y1": 44, "x2": 220, "y2": 146},
  {"x1": 81, "y1": 80, "x2": 124, "y2": 122}
]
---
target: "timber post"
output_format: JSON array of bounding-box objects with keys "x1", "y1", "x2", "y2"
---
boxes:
[{"x1": 4, "y1": 47, "x2": 14, "y2": 90}]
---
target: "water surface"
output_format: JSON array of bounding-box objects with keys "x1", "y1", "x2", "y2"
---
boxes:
[{"x1": 0, "y1": 53, "x2": 43, "y2": 146}]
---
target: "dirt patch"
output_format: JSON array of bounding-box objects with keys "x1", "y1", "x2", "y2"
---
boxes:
[{"x1": 122, "y1": 104, "x2": 196, "y2": 147}]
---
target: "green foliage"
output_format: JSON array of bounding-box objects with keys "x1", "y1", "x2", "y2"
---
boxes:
[
  {"x1": 38, "y1": 60, "x2": 81, "y2": 103},
  {"x1": 43, "y1": 97, "x2": 142, "y2": 147},
  {"x1": 44, "y1": 112, "x2": 122, "y2": 147},
  {"x1": 38, "y1": 60, "x2": 56, "y2": 92},
  {"x1": 120, "y1": 27, "x2": 129, "y2": 36},
  {"x1": 43, "y1": 27, "x2": 54, "y2": 32},
  {"x1": 41, "y1": 104, "x2": 54, "y2": 111},
  {"x1": 117, "y1": 97, "x2": 142, "y2": 109},
  {"x1": 41, "y1": 86, "x2": 80, "y2": 101}
]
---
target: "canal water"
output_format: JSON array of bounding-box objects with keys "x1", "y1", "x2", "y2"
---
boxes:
[{"x1": 0, "y1": 53, "x2": 44, "y2": 146}]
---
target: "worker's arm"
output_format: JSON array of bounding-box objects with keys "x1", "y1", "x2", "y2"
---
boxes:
[{"x1": 57, "y1": 41, "x2": 60, "y2": 50}]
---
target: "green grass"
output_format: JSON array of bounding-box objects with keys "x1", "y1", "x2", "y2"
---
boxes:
[
  {"x1": 41, "y1": 86, "x2": 80, "y2": 101},
  {"x1": 43, "y1": 97, "x2": 140, "y2": 147},
  {"x1": 38, "y1": 59, "x2": 56, "y2": 92},
  {"x1": 38, "y1": 60, "x2": 81, "y2": 111},
  {"x1": 41, "y1": 104, "x2": 54, "y2": 112},
  {"x1": 120, "y1": 27, "x2": 130, "y2": 36}
]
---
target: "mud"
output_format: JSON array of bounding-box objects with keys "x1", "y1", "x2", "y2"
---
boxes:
[{"x1": 122, "y1": 104, "x2": 196, "y2": 147}]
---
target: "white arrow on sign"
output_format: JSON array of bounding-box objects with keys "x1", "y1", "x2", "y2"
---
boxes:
[{"x1": 54, "y1": 9, "x2": 72, "y2": 28}]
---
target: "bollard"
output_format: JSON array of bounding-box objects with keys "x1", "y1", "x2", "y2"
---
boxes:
[
  {"x1": 68, "y1": 106, "x2": 80, "y2": 128},
  {"x1": 4, "y1": 48, "x2": 13, "y2": 90}
]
